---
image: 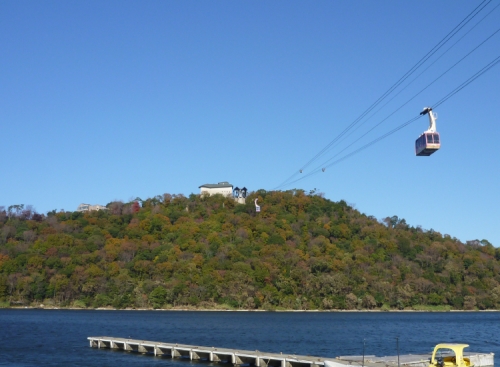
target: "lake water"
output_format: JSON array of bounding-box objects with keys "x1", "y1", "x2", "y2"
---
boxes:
[{"x1": 0, "y1": 310, "x2": 499, "y2": 367}]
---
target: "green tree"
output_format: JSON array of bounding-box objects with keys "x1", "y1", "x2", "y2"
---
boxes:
[{"x1": 149, "y1": 287, "x2": 168, "y2": 308}]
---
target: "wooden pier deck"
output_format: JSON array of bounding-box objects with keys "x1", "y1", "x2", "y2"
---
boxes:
[
  {"x1": 87, "y1": 337, "x2": 494, "y2": 367},
  {"x1": 88, "y1": 336, "x2": 342, "y2": 367}
]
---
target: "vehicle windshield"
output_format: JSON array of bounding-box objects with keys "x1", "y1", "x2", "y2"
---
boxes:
[{"x1": 436, "y1": 348, "x2": 456, "y2": 359}]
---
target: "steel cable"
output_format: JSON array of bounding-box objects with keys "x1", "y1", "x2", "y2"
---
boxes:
[
  {"x1": 275, "y1": 0, "x2": 493, "y2": 189},
  {"x1": 275, "y1": 53, "x2": 500, "y2": 190}
]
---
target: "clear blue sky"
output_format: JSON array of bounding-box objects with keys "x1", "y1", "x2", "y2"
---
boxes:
[{"x1": 1, "y1": 1, "x2": 499, "y2": 246}]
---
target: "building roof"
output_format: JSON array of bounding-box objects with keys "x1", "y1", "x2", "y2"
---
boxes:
[{"x1": 199, "y1": 181, "x2": 233, "y2": 189}]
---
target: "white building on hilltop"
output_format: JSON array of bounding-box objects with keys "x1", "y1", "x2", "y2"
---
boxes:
[
  {"x1": 76, "y1": 203, "x2": 107, "y2": 212},
  {"x1": 199, "y1": 181, "x2": 233, "y2": 197},
  {"x1": 199, "y1": 182, "x2": 247, "y2": 204}
]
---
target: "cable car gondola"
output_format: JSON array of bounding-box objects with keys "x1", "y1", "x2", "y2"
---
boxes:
[{"x1": 415, "y1": 107, "x2": 440, "y2": 156}]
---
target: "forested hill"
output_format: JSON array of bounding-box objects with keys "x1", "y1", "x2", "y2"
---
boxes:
[{"x1": 1, "y1": 190, "x2": 499, "y2": 310}]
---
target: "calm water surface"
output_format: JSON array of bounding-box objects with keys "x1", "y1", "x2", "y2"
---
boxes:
[{"x1": 0, "y1": 310, "x2": 499, "y2": 367}]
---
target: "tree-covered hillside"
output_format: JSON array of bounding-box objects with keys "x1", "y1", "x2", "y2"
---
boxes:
[{"x1": 1, "y1": 190, "x2": 499, "y2": 310}]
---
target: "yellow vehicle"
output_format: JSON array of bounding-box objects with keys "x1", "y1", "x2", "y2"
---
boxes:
[{"x1": 430, "y1": 344, "x2": 473, "y2": 367}]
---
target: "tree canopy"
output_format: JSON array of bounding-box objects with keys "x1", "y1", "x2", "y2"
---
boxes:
[{"x1": 1, "y1": 190, "x2": 499, "y2": 310}]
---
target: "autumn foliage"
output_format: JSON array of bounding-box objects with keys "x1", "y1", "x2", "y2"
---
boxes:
[{"x1": 1, "y1": 190, "x2": 499, "y2": 310}]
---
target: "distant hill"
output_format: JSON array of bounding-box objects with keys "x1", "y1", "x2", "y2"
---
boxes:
[{"x1": 1, "y1": 190, "x2": 499, "y2": 310}]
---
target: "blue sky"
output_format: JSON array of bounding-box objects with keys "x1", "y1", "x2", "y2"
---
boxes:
[{"x1": 1, "y1": 1, "x2": 499, "y2": 246}]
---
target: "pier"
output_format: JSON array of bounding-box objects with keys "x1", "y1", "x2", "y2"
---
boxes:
[
  {"x1": 88, "y1": 337, "x2": 494, "y2": 367},
  {"x1": 88, "y1": 337, "x2": 327, "y2": 367}
]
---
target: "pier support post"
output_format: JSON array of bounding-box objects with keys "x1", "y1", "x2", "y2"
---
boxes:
[
  {"x1": 211, "y1": 352, "x2": 221, "y2": 362},
  {"x1": 172, "y1": 348, "x2": 181, "y2": 358},
  {"x1": 191, "y1": 351, "x2": 200, "y2": 360},
  {"x1": 256, "y1": 357, "x2": 268, "y2": 367},
  {"x1": 232, "y1": 354, "x2": 243, "y2": 365}
]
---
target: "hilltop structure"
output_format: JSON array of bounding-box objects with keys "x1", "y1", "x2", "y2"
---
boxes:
[
  {"x1": 76, "y1": 203, "x2": 107, "y2": 212},
  {"x1": 199, "y1": 181, "x2": 247, "y2": 203},
  {"x1": 199, "y1": 182, "x2": 234, "y2": 197},
  {"x1": 232, "y1": 186, "x2": 248, "y2": 204}
]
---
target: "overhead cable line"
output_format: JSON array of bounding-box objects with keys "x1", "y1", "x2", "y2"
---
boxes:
[
  {"x1": 322, "y1": 2, "x2": 500, "y2": 157},
  {"x1": 275, "y1": 0, "x2": 493, "y2": 189},
  {"x1": 297, "y1": 0, "x2": 491, "y2": 170},
  {"x1": 275, "y1": 53, "x2": 500, "y2": 190},
  {"x1": 274, "y1": 115, "x2": 423, "y2": 188},
  {"x1": 307, "y1": 24, "x2": 500, "y2": 174},
  {"x1": 432, "y1": 55, "x2": 500, "y2": 109}
]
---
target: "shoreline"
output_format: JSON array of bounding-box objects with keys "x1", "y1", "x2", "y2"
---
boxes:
[{"x1": 2, "y1": 305, "x2": 499, "y2": 312}]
